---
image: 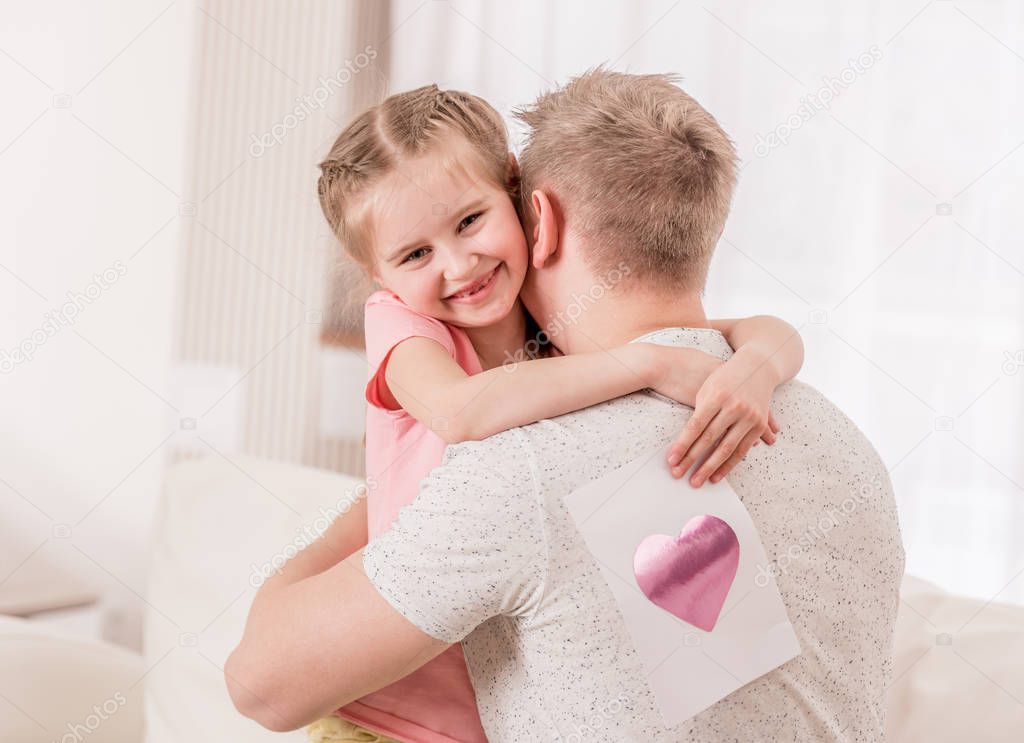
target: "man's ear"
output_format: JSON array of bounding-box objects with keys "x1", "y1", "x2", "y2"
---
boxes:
[{"x1": 529, "y1": 189, "x2": 559, "y2": 270}]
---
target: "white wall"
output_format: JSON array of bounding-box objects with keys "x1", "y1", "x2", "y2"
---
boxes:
[{"x1": 0, "y1": 1, "x2": 191, "y2": 636}]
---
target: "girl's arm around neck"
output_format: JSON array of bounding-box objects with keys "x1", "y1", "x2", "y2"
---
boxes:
[
  {"x1": 711, "y1": 315, "x2": 804, "y2": 386},
  {"x1": 383, "y1": 335, "x2": 716, "y2": 444}
]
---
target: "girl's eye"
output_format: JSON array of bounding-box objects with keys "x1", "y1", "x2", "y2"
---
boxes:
[
  {"x1": 458, "y1": 212, "x2": 483, "y2": 232},
  {"x1": 402, "y1": 247, "x2": 430, "y2": 264}
]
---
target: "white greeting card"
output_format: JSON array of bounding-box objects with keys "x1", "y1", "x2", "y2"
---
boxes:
[{"x1": 563, "y1": 445, "x2": 801, "y2": 726}]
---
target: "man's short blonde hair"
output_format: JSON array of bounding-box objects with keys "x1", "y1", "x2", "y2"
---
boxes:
[{"x1": 514, "y1": 67, "x2": 738, "y2": 292}]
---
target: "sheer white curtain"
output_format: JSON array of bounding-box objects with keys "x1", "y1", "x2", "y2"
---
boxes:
[{"x1": 381, "y1": 0, "x2": 1024, "y2": 605}]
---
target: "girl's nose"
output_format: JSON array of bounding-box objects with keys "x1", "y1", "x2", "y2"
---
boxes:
[{"x1": 443, "y1": 249, "x2": 479, "y2": 281}]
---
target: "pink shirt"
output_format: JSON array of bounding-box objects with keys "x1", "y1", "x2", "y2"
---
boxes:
[{"x1": 334, "y1": 289, "x2": 488, "y2": 743}]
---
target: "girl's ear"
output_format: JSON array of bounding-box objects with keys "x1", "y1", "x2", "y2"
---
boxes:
[
  {"x1": 530, "y1": 189, "x2": 558, "y2": 270},
  {"x1": 505, "y1": 152, "x2": 521, "y2": 187}
]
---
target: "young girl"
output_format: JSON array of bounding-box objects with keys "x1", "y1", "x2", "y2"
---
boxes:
[{"x1": 306, "y1": 85, "x2": 802, "y2": 743}]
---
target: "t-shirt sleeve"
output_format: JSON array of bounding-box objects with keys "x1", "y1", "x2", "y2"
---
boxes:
[
  {"x1": 363, "y1": 292, "x2": 458, "y2": 409},
  {"x1": 361, "y1": 432, "x2": 546, "y2": 643}
]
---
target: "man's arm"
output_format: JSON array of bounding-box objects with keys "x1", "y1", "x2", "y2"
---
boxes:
[
  {"x1": 226, "y1": 439, "x2": 539, "y2": 732},
  {"x1": 225, "y1": 547, "x2": 448, "y2": 732}
]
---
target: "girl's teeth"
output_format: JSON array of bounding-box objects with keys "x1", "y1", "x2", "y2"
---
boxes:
[{"x1": 453, "y1": 269, "x2": 493, "y2": 298}]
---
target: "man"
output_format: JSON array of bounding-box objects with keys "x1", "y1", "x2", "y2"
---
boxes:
[{"x1": 226, "y1": 68, "x2": 905, "y2": 741}]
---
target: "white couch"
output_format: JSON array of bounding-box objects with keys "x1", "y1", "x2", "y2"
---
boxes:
[
  {"x1": 2, "y1": 455, "x2": 1021, "y2": 741},
  {"x1": 0, "y1": 613, "x2": 145, "y2": 742}
]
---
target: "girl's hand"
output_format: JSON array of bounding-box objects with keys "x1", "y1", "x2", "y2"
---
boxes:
[{"x1": 665, "y1": 347, "x2": 782, "y2": 487}]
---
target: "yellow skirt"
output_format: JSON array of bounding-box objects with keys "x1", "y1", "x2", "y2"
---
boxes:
[{"x1": 306, "y1": 716, "x2": 403, "y2": 743}]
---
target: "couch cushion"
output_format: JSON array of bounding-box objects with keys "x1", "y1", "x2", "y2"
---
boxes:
[
  {"x1": 0, "y1": 615, "x2": 144, "y2": 742},
  {"x1": 886, "y1": 574, "x2": 1024, "y2": 740},
  {"x1": 144, "y1": 454, "x2": 365, "y2": 742}
]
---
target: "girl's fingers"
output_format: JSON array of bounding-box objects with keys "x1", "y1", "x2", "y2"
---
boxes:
[
  {"x1": 667, "y1": 406, "x2": 718, "y2": 468},
  {"x1": 690, "y1": 423, "x2": 750, "y2": 487},
  {"x1": 672, "y1": 409, "x2": 727, "y2": 480},
  {"x1": 768, "y1": 411, "x2": 780, "y2": 434},
  {"x1": 709, "y1": 429, "x2": 763, "y2": 483}
]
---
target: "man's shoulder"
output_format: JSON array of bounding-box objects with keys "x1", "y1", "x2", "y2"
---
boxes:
[
  {"x1": 764, "y1": 378, "x2": 891, "y2": 487},
  {"x1": 773, "y1": 378, "x2": 865, "y2": 432},
  {"x1": 439, "y1": 393, "x2": 683, "y2": 503},
  {"x1": 441, "y1": 427, "x2": 530, "y2": 464},
  {"x1": 440, "y1": 414, "x2": 587, "y2": 466},
  {"x1": 430, "y1": 429, "x2": 539, "y2": 502},
  {"x1": 436, "y1": 413, "x2": 615, "y2": 502}
]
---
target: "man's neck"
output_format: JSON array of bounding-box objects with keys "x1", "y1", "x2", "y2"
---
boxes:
[{"x1": 557, "y1": 290, "x2": 711, "y2": 354}]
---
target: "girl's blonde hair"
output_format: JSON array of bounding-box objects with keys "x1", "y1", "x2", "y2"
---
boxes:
[{"x1": 317, "y1": 84, "x2": 518, "y2": 273}]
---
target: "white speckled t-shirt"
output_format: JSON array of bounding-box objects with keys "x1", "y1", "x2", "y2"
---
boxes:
[{"x1": 362, "y1": 328, "x2": 905, "y2": 742}]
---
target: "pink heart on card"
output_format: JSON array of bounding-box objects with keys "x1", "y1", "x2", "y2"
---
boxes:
[{"x1": 633, "y1": 515, "x2": 740, "y2": 632}]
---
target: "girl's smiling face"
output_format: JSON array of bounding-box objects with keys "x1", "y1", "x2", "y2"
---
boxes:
[{"x1": 368, "y1": 146, "x2": 528, "y2": 329}]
